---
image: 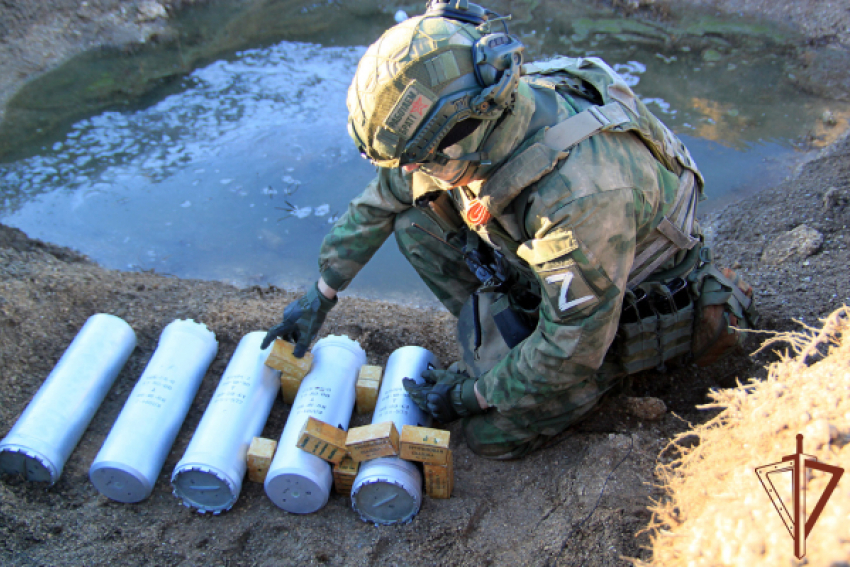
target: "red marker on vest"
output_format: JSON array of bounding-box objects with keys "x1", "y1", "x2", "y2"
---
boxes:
[{"x1": 466, "y1": 199, "x2": 492, "y2": 225}]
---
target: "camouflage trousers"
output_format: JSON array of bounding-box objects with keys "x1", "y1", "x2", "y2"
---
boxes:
[{"x1": 394, "y1": 205, "x2": 627, "y2": 459}]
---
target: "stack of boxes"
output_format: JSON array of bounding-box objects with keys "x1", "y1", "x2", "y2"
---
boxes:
[{"x1": 247, "y1": 339, "x2": 454, "y2": 500}]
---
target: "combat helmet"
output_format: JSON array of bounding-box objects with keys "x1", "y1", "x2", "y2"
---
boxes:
[{"x1": 346, "y1": 0, "x2": 525, "y2": 172}]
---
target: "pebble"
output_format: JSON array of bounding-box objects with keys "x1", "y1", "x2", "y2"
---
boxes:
[
  {"x1": 137, "y1": 1, "x2": 167, "y2": 22},
  {"x1": 822, "y1": 110, "x2": 837, "y2": 126},
  {"x1": 760, "y1": 224, "x2": 824, "y2": 265}
]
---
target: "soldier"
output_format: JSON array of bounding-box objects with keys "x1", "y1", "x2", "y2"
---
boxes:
[{"x1": 261, "y1": 1, "x2": 756, "y2": 459}]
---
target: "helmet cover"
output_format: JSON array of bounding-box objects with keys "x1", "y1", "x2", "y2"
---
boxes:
[{"x1": 347, "y1": 16, "x2": 486, "y2": 168}]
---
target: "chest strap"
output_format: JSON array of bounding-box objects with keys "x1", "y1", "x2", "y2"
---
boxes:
[{"x1": 475, "y1": 102, "x2": 632, "y2": 219}]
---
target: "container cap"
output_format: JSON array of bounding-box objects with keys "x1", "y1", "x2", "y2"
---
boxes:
[
  {"x1": 172, "y1": 465, "x2": 237, "y2": 514},
  {"x1": 312, "y1": 335, "x2": 366, "y2": 361},
  {"x1": 161, "y1": 319, "x2": 217, "y2": 347},
  {"x1": 351, "y1": 457, "x2": 422, "y2": 525},
  {"x1": 89, "y1": 462, "x2": 152, "y2": 503},
  {"x1": 265, "y1": 471, "x2": 329, "y2": 514},
  {"x1": 0, "y1": 446, "x2": 58, "y2": 483}
]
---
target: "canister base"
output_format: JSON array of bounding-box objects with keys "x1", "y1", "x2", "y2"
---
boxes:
[
  {"x1": 90, "y1": 462, "x2": 152, "y2": 503},
  {"x1": 265, "y1": 471, "x2": 329, "y2": 514},
  {"x1": 0, "y1": 446, "x2": 57, "y2": 483},
  {"x1": 351, "y1": 458, "x2": 422, "y2": 525},
  {"x1": 172, "y1": 465, "x2": 237, "y2": 514}
]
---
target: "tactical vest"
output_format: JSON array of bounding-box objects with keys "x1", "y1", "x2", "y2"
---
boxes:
[
  {"x1": 440, "y1": 57, "x2": 756, "y2": 375},
  {"x1": 465, "y1": 56, "x2": 705, "y2": 287}
]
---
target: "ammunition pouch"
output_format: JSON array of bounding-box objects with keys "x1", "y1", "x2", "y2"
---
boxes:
[
  {"x1": 613, "y1": 246, "x2": 759, "y2": 374},
  {"x1": 614, "y1": 278, "x2": 695, "y2": 374}
]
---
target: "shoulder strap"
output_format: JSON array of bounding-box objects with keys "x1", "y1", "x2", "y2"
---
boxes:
[
  {"x1": 476, "y1": 102, "x2": 631, "y2": 219},
  {"x1": 542, "y1": 102, "x2": 631, "y2": 152}
]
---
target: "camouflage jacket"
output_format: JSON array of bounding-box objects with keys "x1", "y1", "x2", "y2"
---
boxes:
[{"x1": 319, "y1": 58, "x2": 698, "y2": 412}]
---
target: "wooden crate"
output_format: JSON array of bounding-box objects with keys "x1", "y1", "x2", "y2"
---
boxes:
[
  {"x1": 265, "y1": 339, "x2": 313, "y2": 404},
  {"x1": 424, "y1": 450, "x2": 454, "y2": 499},
  {"x1": 399, "y1": 425, "x2": 451, "y2": 465},
  {"x1": 246, "y1": 437, "x2": 278, "y2": 483},
  {"x1": 345, "y1": 421, "x2": 399, "y2": 462},
  {"x1": 333, "y1": 455, "x2": 360, "y2": 495},
  {"x1": 296, "y1": 417, "x2": 348, "y2": 464},
  {"x1": 355, "y1": 365, "x2": 383, "y2": 414}
]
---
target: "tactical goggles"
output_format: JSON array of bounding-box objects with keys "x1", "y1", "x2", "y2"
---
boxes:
[
  {"x1": 350, "y1": 85, "x2": 504, "y2": 168},
  {"x1": 399, "y1": 86, "x2": 504, "y2": 166}
]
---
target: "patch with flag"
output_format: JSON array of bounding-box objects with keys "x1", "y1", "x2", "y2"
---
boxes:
[{"x1": 384, "y1": 81, "x2": 437, "y2": 139}]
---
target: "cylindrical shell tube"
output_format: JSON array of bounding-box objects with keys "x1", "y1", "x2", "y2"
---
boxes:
[
  {"x1": 0, "y1": 314, "x2": 137, "y2": 484},
  {"x1": 89, "y1": 319, "x2": 218, "y2": 503},
  {"x1": 171, "y1": 331, "x2": 280, "y2": 514},
  {"x1": 352, "y1": 346, "x2": 438, "y2": 525},
  {"x1": 264, "y1": 335, "x2": 365, "y2": 514}
]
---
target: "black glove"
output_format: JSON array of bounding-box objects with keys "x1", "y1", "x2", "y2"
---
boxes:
[
  {"x1": 260, "y1": 283, "x2": 337, "y2": 357},
  {"x1": 402, "y1": 368, "x2": 484, "y2": 423}
]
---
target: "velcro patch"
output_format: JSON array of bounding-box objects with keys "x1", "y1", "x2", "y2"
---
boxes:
[
  {"x1": 516, "y1": 229, "x2": 579, "y2": 264},
  {"x1": 373, "y1": 127, "x2": 401, "y2": 158},
  {"x1": 384, "y1": 81, "x2": 437, "y2": 139},
  {"x1": 541, "y1": 263, "x2": 599, "y2": 317},
  {"x1": 423, "y1": 52, "x2": 461, "y2": 87}
]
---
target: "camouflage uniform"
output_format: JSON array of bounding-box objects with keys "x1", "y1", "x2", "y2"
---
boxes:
[{"x1": 320, "y1": 15, "x2": 703, "y2": 458}]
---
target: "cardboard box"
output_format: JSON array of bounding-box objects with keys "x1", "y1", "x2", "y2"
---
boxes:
[
  {"x1": 246, "y1": 437, "x2": 278, "y2": 483},
  {"x1": 296, "y1": 417, "x2": 348, "y2": 464},
  {"x1": 424, "y1": 450, "x2": 454, "y2": 499},
  {"x1": 355, "y1": 365, "x2": 383, "y2": 414},
  {"x1": 355, "y1": 381, "x2": 380, "y2": 414},
  {"x1": 333, "y1": 455, "x2": 360, "y2": 495},
  {"x1": 265, "y1": 339, "x2": 313, "y2": 404},
  {"x1": 279, "y1": 375, "x2": 302, "y2": 405},
  {"x1": 399, "y1": 425, "x2": 451, "y2": 465},
  {"x1": 345, "y1": 421, "x2": 399, "y2": 462}
]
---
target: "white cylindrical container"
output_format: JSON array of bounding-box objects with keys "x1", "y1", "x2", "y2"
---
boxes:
[
  {"x1": 89, "y1": 319, "x2": 217, "y2": 503},
  {"x1": 0, "y1": 314, "x2": 137, "y2": 484},
  {"x1": 264, "y1": 335, "x2": 365, "y2": 514},
  {"x1": 171, "y1": 331, "x2": 280, "y2": 514},
  {"x1": 351, "y1": 346, "x2": 438, "y2": 525}
]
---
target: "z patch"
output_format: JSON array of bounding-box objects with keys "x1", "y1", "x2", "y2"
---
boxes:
[{"x1": 541, "y1": 264, "x2": 599, "y2": 317}]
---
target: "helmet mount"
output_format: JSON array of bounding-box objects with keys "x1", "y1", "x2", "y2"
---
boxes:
[{"x1": 423, "y1": 0, "x2": 492, "y2": 26}]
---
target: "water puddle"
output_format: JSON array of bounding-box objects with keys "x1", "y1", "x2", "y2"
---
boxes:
[{"x1": 1, "y1": 1, "x2": 848, "y2": 306}]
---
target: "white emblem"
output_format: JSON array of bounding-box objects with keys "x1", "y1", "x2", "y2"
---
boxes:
[{"x1": 545, "y1": 271, "x2": 594, "y2": 312}]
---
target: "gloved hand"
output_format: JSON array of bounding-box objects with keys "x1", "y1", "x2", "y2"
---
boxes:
[
  {"x1": 260, "y1": 282, "x2": 337, "y2": 357},
  {"x1": 402, "y1": 368, "x2": 484, "y2": 423}
]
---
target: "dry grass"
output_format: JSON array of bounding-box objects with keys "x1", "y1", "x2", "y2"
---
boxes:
[{"x1": 636, "y1": 307, "x2": 849, "y2": 566}]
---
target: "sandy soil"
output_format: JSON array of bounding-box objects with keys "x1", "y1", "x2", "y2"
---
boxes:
[{"x1": 1, "y1": 1, "x2": 849, "y2": 566}]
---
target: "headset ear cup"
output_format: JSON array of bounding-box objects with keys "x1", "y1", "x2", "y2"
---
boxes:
[{"x1": 472, "y1": 34, "x2": 525, "y2": 87}]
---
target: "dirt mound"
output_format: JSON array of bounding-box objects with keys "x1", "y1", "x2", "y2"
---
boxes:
[{"x1": 643, "y1": 307, "x2": 850, "y2": 565}]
